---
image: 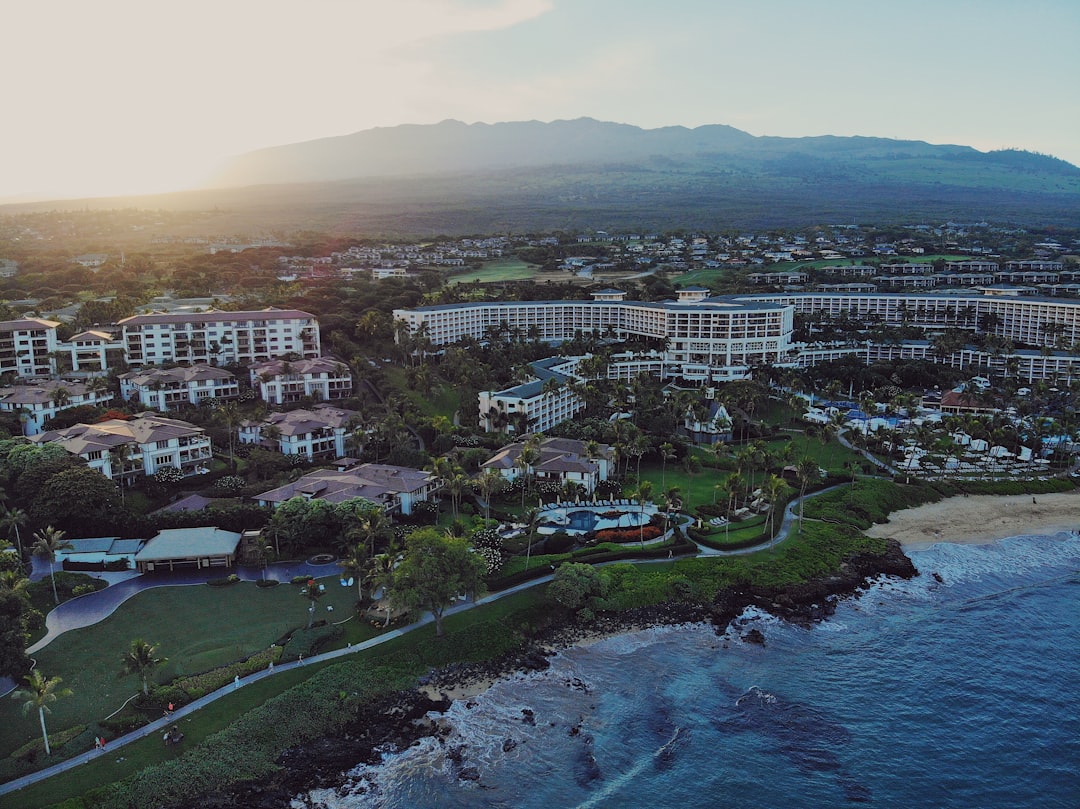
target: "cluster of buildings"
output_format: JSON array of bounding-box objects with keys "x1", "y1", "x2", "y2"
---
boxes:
[
  {"x1": 750, "y1": 260, "x2": 1080, "y2": 296},
  {"x1": 397, "y1": 284, "x2": 1080, "y2": 434}
]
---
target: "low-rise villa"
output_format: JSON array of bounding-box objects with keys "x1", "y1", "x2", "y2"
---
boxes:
[
  {"x1": 253, "y1": 462, "x2": 438, "y2": 516},
  {"x1": 0, "y1": 379, "x2": 114, "y2": 435},
  {"x1": 482, "y1": 437, "x2": 613, "y2": 494},
  {"x1": 239, "y1": 404, "x2": 361, "y2": 461},
  {"x1": 119, "y1": 364, "x2": 240, "y2": 410},
  {"x1": 30, "y1": 413, "x2": 213, "y2": 484}
]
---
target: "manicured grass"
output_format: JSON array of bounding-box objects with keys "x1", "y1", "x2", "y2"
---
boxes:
[
  {"x1": 0, "y1": 577, "x2": 362, "y2": 759},
  {"x1": 0, "y1": 591, "x2": 542, "y2": 809},
  {"x1": 447, "y1": 258, "x2": 538, "y2": 285}
]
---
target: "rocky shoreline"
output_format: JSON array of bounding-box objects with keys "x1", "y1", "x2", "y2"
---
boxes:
[{"x1": 176, "y1": 540, "x2": 917, "y2": 808}]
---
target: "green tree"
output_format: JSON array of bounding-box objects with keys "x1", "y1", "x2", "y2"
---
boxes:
[
  {"x1": 548, "y1": 562, "x2": 606, "y2": 611},
  {"x1": 388, "y1": 528, "x2": 486, "y2": 637},
  {"x1": 339, "y1": 543, "x2": 368, "y2": 600},
  {"x1": 122, "y1": 639, "x2": 167, "y2": 696},
  {"x1": 366, "y1": 551, "x2": 398, "y2": 627},
  {"x1": 32, "y1": 526, "x2": 71, "y2": 605},
  {"x1": 31, "y1": 466, "x2": 124, "y2": 536},
  {"x1": 13, "y1": 670, "x2": 72, "y2": 756},
  {"x1": 0, "y1": 587, "x2": 31, "y2": 677}
]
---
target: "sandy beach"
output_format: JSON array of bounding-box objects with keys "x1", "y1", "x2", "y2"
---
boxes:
[{"x1": 865, "y1": 490, "x2": 1080, "y2": 547}]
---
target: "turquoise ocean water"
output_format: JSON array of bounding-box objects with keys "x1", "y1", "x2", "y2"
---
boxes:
[{"x1": 301, "y1": 531, "x2": 1080, "y2": 808}]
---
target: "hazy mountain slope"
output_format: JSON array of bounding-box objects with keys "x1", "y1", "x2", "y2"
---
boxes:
[{"x1": 210, "y1": 118, "x2": 1080, "y2": 197}]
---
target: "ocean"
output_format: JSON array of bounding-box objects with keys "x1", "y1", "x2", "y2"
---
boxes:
[{"x1": 297, "y1": 532, "x2": 1080, "y2": 808}]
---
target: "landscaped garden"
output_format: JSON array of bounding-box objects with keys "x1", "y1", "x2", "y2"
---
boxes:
[{"x1": 0, "y1": 576, "x2": 375, "y2": 764}]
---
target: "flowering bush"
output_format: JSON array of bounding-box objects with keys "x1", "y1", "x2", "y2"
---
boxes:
[
  {"x1": 469, "y1": 527, "x2": 503, "y2": 551},
  {"x1": 593, "y1": 525, "x2": 663, "y2": 544},
  {"x1": 475, "y1": 545, "x2": 502, "y2": 575},
  {"x1": 213, "y1": 475, "x2": 245, "y2": 495},
  {"x1": 154, "y1": 466, "x2": 183, "y2": 485}
]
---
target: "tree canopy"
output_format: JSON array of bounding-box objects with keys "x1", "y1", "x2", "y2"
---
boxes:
[{"x1": 388, "y1": 528, "x2": 486, "y2": 637}]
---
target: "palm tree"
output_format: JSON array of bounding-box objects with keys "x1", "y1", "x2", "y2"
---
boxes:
[
  {"x1": 0, "y1": 505, "x2": 28, "y2": 558},
  {"x1": 659, "y1": 442, "x2": 676, "y2": 489},
  {"x1": 515, "y1": 444, "x2": 540, "y2": 510},
  {"x1": 32, "y1": 526, "x2": 71, "y2": 605},
  {"x1": 635, "y1": 480, "x2": 654, "y2": 547},
  {"x1": 340, "y1": 543, "x2": 368, "y2": 600},
  {"x1": 795, "y1": 457, "x2": 820, "y2": 533},
  {"x1": 763, "y1": 474, "x2": 786, "y2": 542},
  {"x1": 122, "y1": 639, "x2": 167, "y2": 696},
  {"x1": 474, "y1": 469, "x2": 504, "y2": 521},
  {"x1": 214, "y1": 400, "x2": 241, "y2": 472},
  {"x1": 14, "y1": 670, "x2": 72, "y2": 756},
  {"x1": 365, "y1": 552, "x2": 397, "y2": 627},
  {"x1": 446, "y1": 472, "x2": 469, "y2": 521}
]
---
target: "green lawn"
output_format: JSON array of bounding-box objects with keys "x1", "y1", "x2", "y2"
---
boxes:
[
  {"x1": 447, "y1": 258, "x2": 539, "y2": 285},
  {"x1": 0, "y1": 576, "x2": 364, "y2": 758},
  {"x1": 380, "y1": 366, "x2": 460, "y2": 420}
]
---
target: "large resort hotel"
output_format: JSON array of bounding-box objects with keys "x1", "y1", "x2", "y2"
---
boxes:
[
  {"x1": 395, "y1": 288, "x2": 794, "y2": 381},
  {"x1": 395, "y1": 288, "x2": 1080, "y2": 383}
]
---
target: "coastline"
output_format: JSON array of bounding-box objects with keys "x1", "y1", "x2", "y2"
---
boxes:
[
  {"x1": 865, "y1": 490, "x2": 1080, "y2": 548},
  {"x1": 196, "y1": 540, "x2": 917, "y2": 807}
]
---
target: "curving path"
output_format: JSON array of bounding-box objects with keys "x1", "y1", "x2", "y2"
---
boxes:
[{"x1": 0, "y1": 487, "x2": 845, "y2": 797}]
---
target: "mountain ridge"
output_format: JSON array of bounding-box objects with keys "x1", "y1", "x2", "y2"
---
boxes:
[{"x1": 210, "y1": 117, "x2": 1078, "y2": 190}]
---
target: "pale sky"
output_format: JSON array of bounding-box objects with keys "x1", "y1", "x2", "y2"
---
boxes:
[{"x1": 3, "y1": 0, "x2": 1078, "y2": 200}]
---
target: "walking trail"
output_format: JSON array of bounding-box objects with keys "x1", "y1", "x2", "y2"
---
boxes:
[{"x1": 0, "y1": 489, "x2": 840, "y2": 798}]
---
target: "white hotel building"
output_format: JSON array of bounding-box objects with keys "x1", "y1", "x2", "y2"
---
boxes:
[{"x1": 395, "y1": 288, "x2": 795, "y2": 384}]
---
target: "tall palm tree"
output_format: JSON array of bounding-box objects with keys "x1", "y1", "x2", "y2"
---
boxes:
[
  {"x1": 474, "y1": 469, "x2": 504, "y2": 521},
  {"x1": 214, "y1": 401, "x2": 241, "y2": 472},
  {"x1": 635, "y1": 480, "x2": 654, "y2": 547},
  {"x1": 122, "y1": 639, "x2": 167, "y2": 696},
  {"x1": 516, "y1": 444, "x2": 540, "y2": 510},
  {"x1": 0, "y1": 505, "x2": 28, "y2": 558},
  {"x1": 763, "y1": 474, "x2": 787, "y2": 542},
  {"x1": 301, "y1": 578, "x2": 325, "y2": 629},
  {"x1": 659, "y1": 442, "x2": 676, "y2": 490},
  {"x1": 366, "y1": 552, "x2": 397, "y2": 627},
  {"x1": 340, "y1": 543, "x2": 368, "y2": 600},
  {"x1": 32, "y1": 526, "x2": 71, "y2": 605},
  {"x1": 14, "y1": 670, "x2": 72, "y2": 756},
  {"x1": 796, "y1": 457, "x2": 820, "y2": 533}
]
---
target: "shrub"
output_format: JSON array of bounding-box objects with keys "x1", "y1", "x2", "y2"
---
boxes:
[
  {"x1": 206, "y1": 575, "x2": 240, "y2": 587},
  {"x1": 255, "y1": 579, "x2": 279, "y2": 588},
  {"x1": 173, "y1": 646, "x2": 284, "y2": 698},
  {"x1": 72, "y1": 584, "x2": 96, "y2": 597},
  {"x1": 543, "y1": 531, "x2": 576, "y2": 554}
]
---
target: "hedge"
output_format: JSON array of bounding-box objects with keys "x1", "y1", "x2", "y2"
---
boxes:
[{"x1": 172, "y1": 646, "x2": 284, "y2": 699}]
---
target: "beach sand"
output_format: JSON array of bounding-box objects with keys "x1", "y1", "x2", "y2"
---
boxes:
[{"x1": 865, "y1": 490, "x2": 1080, "y2": 547}]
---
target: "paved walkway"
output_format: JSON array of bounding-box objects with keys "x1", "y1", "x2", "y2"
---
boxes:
[
  {"x1": 0, "y1": 492, "x2": 840, "y2": 798},
  {"x1": 0, "y1": 573, "x2": 556, "y2": 798}
]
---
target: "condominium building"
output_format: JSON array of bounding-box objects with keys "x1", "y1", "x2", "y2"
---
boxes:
[
  {"x1": 31, "y1": 414, "x2": 213, "y2": 484},
  {"x1": 119, "y1": 365, "x2": 240, "y2": 410},
  {"x1": 0, "y1": 318, "x2": 61, "y2": 378},
  {"x1": 238, "y1": 404, "x2": 361, "y2": 461},
  {"x1": 118, "y1": 308, "x2": 320, "y2": 368},
  {"x1": 249, "y1": 356, "x2": 353, "y2": 405},
  {"x1": 0, "y1": 379, "x2": 114, "y2": 435}
]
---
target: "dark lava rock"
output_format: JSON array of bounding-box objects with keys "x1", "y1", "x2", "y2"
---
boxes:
[
  {"x1": 933, "y1": 572, "x2": 944, "y2": 583},
  {"x1": 742, "y1": 628, "x2": 766, "y2": 645},
  {"x1": 521, "y1": 708, "x2": 536, "y2": 725},
  {"x1": 502, "y1": 738, "x2": 518, "y2": 752},
  {"x1": 459, "y1": 766, "x2": 481, "y2": 782}
]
